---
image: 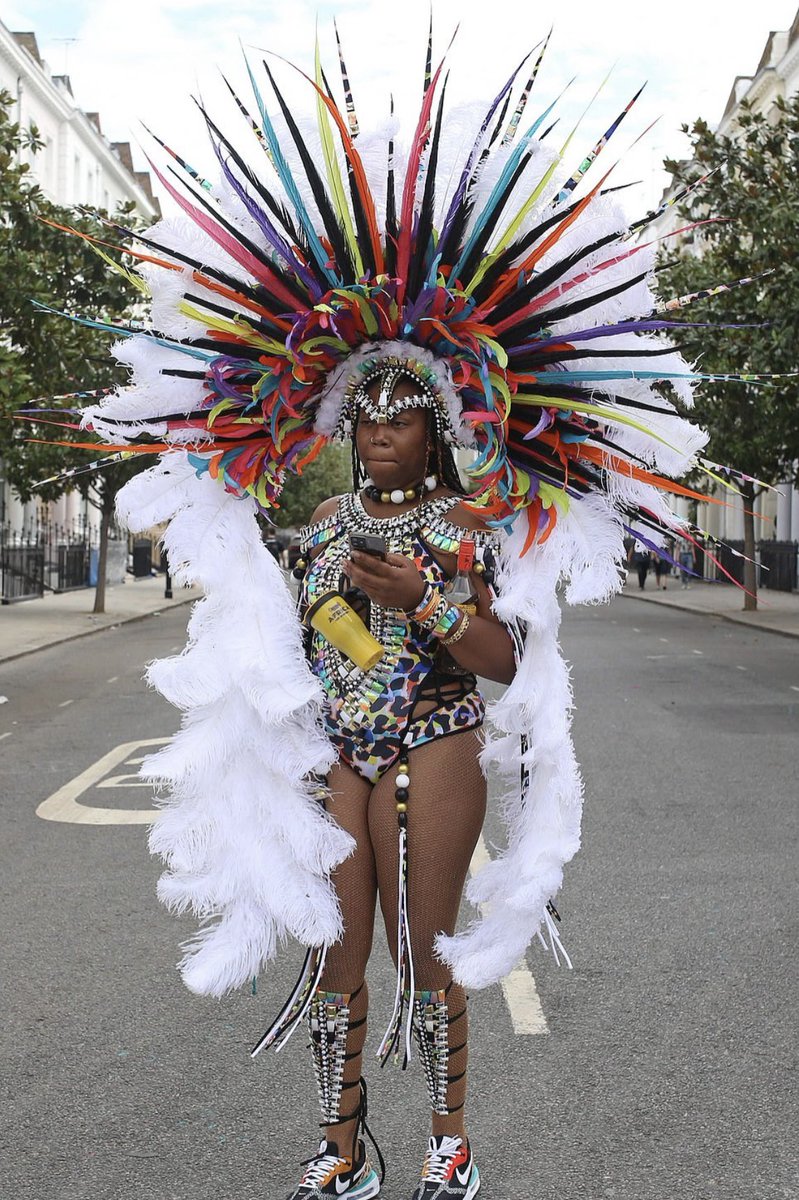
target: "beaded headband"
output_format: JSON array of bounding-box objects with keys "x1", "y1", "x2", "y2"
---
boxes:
[{"x1": 335, "y1": 355, "x2": 457, "y2": 445}]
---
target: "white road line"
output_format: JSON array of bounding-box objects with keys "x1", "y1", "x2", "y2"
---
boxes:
[
  {"x1": 58, "y1": 699, "x2": 74, "y2": 708},
  {"x1": 0, "y1": 695, "x2": 8, "y2": 705},
  {"x1": 791, "y1": 686, "x2": 799, "y2": 693},
  {"x1": 632, "y1": 627, "x2": 641, "y2": 633},
  {"x1": 659, "y1": 637, "x2": 669, "y2": 643},
  {"x1": 36, "y1": 738, "x2": 170, "y2": 824},
  {"x1": 107, "y1": 676, "x2": 118, "y2": 683},
  {"x1": 736, "y1": 665, "x2": 747, "y2": 671},
  {"x1": 0, "y1": 731, "x2": 12, "y2": 741},
  {"x1": 646, "y1": 654, "x2": 668, "y2": 660},
  {"x1": 469, "y1": 834, "x2": 549, "y2": 1036},
  {"x1": 692, "y1": 650, "x2": 704, "y2": 656}
]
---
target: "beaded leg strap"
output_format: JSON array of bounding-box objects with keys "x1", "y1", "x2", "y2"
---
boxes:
[
  {"x1": 308, "y1": 987, "x2": 360, "y2": 1123},
  {"x1": 412, "y1": 982, "x2": 467, "y2": 1116},
  {"x1": 307, "y1": 987, "x2": 387, "y2": 1188}
]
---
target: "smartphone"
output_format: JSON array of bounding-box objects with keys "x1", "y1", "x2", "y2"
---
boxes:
[{"x1": 349, "y1": 532, "x2": 388, "y2": 560}]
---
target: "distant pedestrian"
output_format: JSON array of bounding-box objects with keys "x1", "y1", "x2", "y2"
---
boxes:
[
  {"x1": 628, "y1": 539, "x2": 651, "y2": 590},
  {"x1": 653, "y1": 550, "x2": 669, "y2": 590},
  {"x1": 676, "y1": 535, "x2": 696, "y2": 588}
]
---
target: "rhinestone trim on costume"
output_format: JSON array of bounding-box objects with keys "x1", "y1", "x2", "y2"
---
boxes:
[
  {"x1": 412, "y1": 988, "x2": 450, "y2": 1116},
  {"x1": 298, "y1": 494, "x2": 501, "y2": 728},
  {"x1": 309, "y1": 990, "x2": 351, "y2": 1123}
]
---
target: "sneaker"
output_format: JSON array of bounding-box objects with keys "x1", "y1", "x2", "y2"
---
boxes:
[
  {"x1": 286, "y1": 1138, "x2": 381, "y2": 1199},
  {"x1": 410, "y1": 1134, "x2": 480, "y2": 1199}
]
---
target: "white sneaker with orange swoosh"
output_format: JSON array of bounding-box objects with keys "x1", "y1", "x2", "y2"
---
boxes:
[
  {"x1": 286, "y1": 1138, "x2": 381, "y2": 1199},
  {"x1": 410, "y1": 1134, "x2": 480, "y2": 1199}
]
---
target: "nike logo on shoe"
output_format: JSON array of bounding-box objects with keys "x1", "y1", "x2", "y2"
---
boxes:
[{"x1": 454, "y1": 1161, "x2": 472, "y2": 1186}]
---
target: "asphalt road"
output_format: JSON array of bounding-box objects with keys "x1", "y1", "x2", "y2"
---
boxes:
[{"x1": 1, "y1": 599, "x2": 797, "y2": 1200}]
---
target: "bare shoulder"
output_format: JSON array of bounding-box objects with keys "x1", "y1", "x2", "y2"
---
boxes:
[{"x1": 306, "y1": 495, "x2": 343, "y2": 526}]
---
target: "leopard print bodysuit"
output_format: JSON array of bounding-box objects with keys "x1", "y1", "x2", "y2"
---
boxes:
[{"x1": 299, "y1": 493, "x2": 501, "y2": 783}]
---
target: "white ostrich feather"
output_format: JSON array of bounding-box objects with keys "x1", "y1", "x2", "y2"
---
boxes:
[{"x1": 111, "y1": 456, "x2": 353, "y2": 997}]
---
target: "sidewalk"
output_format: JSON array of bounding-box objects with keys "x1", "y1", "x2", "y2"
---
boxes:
[
  {"x1": 0, "y1": 576, "x2": 203, "y2": 664},
  {"x1": 621, "y1": 573, "x2": 799, "y2": 638}
]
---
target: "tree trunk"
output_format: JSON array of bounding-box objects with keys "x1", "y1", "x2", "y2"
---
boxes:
[
  {"x1": 741, "y1": 479, "x2": 758, "y2": 612},
  {"x1": 93, "y1": 502, "x2": 112, "y2": 615}
]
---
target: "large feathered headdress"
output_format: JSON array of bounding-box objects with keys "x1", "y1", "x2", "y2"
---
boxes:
[{"x1": 29, "y1": 24, "x2": 779, "y2": 1001}]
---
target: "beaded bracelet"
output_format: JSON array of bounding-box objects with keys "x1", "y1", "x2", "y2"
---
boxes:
[
  {"x1": 430, "y1": 602, "x2": 462, "y2": 639},
  {"x1": 406, "y1": 583, "x2": 445, "y2": 626}
]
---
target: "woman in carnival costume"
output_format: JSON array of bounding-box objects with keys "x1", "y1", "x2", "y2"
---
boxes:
[{"x1": 38, "y1": 19, "x2": 776, "y2": 1200}]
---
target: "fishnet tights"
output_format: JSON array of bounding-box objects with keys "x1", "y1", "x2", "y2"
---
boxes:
[{"x1": 319, "y1": 729, "x2": 486, "y2": 1147}]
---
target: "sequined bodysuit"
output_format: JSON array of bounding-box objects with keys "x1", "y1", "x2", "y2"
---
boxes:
[{"x1": 299, "y1": 493, "x2": 501, "y2": 782}]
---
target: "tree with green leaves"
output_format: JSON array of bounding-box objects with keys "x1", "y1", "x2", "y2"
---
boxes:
[
  {"x1": 0, "y1": 88, "x2": 148, "y2": 612},
  {"x1": 273, "y1": 444, "x2": 353, "y2": 530},
  {"x1": 658, "y1": 95, "x2": 799, "y2": 609}
]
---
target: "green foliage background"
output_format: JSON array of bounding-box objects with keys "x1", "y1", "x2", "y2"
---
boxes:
[
  {"x1": 0, "y1": 89, "x2": 146, "y2": 517},
  {"x1": 658, "y1": 96, "x2": 799, "y2": 489}
]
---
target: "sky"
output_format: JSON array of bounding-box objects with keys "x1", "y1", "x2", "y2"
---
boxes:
[{"x1": 3, "y1": 0, "x2": 799, "y2": 218}]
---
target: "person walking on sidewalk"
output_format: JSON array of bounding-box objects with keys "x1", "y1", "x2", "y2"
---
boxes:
[
  {"x1": 629, "y1": 539, "x2": 652, "y2": 590},
  {"x1": 653, "y1": 542, "x2": 672, "y2": 590},
  {"x1": 676, "y1": 536, "x2": 697, "y2": 588}
]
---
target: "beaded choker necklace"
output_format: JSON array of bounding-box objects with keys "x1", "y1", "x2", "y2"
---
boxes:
[{"x1": 363, "y1": 474, "x2": 438, "y2": 505}]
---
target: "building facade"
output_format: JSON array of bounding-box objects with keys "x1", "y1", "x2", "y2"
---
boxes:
[{"x1": 0, "y1": 21, "x2": 159, "y2": 548}]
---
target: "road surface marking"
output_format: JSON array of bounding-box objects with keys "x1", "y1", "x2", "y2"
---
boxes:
[
  {"x1": 469, "y1": 834, "x2": 549, "y2": 1036},
  {"x1": 632, "y1": 627, "x2": 640, "y2": 633},
  {"x1": 58, "y1": 699, "x2": 74, "y2": 707},
  {"x1": 36, "y1": 738, "x2": 170, "y2": 824},
  {"x1": 646, "y1": 654, "x2": 668, "y2": 660},
  {"x1": 692, "y1": 650, "x2": 704, "y2": 656},
  {"x1": 791, "y1": 686, "x2": 799, "y2": 693},
  {"x1": 736, "y1": 665, "x2": 747, "y2": 671},
  {"x1": 107, "y1": 676, "x2": 118, "y2": 683},
  {"x1": 0, "y1": 731, "x2": 11, "y2": 740},
  {"x1": 0, "y1": 695, "x2": 8, "y2": 705},
  {"x1": 96, "y1": 774, "x2": 157, "y2": 788},
  {"x1": 659, "y1": 637, "x2": 669, "y2": 643}
]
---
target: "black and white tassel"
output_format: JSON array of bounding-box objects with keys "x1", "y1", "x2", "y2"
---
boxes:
[
  {"x1": 250, "y1": 943, "x2": 327, "y2": 1057},
  {"x1": 377, "y1": 741, "x2": 416, "y2": 1067}
]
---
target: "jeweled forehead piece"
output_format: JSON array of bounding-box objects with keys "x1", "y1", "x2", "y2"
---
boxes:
[
  {"x1": 359, "y1": 364, "x2": 437, "y2": 424},
  {"x1": 340, "y1": 355, "x2": 456, "y2": 442}
]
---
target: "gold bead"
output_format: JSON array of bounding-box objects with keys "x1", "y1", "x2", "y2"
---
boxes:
[
  {"x1": 473, "y1": 561, "x2": 485, "y2": 574},
  {"x1": 404, "y1": 488, "x2": 416, "y2": 500},
  {"x1": 296, "y1": 558, "x2": 307, "y2": 570},
  {"x1": 381, "y1": 491, "x2": 391, "y2": 503},
  {"x1": 395, "y1": 801, "x2": 408, "y2": 813}
]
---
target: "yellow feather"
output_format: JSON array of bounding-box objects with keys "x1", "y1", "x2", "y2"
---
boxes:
[{"x1": 315, "y1": 37, "x2": 363, "y2": 277}]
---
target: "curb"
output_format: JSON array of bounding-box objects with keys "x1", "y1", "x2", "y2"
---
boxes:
[
  {"x1": 0, "y1": 593, "x2": 199, "y2": 667},
  {"x1": 618, "y1": 590, "x2": 799, "y2": 641}
]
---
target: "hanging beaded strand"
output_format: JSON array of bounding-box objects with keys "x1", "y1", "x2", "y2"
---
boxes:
[{"x1": 377, "y1": 740, "x2": 416, "y2": 1069}]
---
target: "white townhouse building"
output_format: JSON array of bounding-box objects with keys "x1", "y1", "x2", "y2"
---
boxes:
[
  {"x1": 651, "y1": 10, "x2": 799, "y2": 547},
  {"x1": 0, "y1": 21, "x2": 160, "y2": 542}
]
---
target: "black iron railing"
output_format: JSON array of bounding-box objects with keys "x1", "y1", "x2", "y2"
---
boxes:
[
  {"x1": 705, "y1": 538, "x2": 797, "y2": 592},
  {"x1": 0, "y1": 519, "x2": 126, "y2": 604}
]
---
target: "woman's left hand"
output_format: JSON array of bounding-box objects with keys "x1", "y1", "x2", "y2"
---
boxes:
[{"x1": 343, "y1": 550, "x2": 426, "y2": 611}]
